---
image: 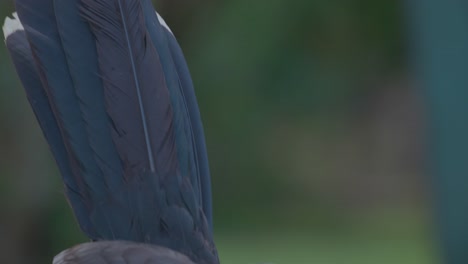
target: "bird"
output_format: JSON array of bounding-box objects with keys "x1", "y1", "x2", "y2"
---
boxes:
[{"x1": 3, "y1": 0, "x2": 219, "y2": 263}]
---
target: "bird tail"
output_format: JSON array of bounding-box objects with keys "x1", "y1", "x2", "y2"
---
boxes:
[{"x1": 4, "y1": 0, "x2": 217, "y2": 263}]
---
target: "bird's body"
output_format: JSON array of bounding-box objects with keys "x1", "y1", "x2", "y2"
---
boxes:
[
  {"x1": 3, "y1": 0, "x2": 218, "y2": 263},
  {"x1": 53, "y1": 241, "x2": 196, "y2": 264}
]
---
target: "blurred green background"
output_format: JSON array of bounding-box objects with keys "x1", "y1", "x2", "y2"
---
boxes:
[{"x1": 0, "y1": 0, "x2": 438, "y2": 263}]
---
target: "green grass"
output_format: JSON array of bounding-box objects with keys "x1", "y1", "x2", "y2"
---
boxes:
[
  {"x1": 216, "y1": 231, "x2": 436, "y2": 264},
  {"x1": 215, "y1": 209, "x2": 438, "y2": 264}
]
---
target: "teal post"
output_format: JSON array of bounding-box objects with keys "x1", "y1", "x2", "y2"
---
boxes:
[{"x1": 406, "y1": 1, "x2": 468, "y2": 263}]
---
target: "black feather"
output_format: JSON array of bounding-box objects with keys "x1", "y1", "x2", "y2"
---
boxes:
[
  {"x1": 80, "y1": 0, "x2": 176, "y2": 176},
  {"x1": 141, "y1": 0, "x2": 212, "y2": 229},
  {"x1": 162, "y1": 23, "x2": 215, "y2": 231},
  {"x1": 54, "y1": 0, "x2": 124, "y2": 194},
  {"x1": 3, "y1": 28, "x2": 93, "y2": 230},
  {"x1": 7, "y1": 1, "x2": 219, "y2": 263},
  {"x1": 79, "y1": 1, "x2": 218, "y2": 262},
  {"x1": 15, "y1": 0, "x2": 105, "y2": 236}
]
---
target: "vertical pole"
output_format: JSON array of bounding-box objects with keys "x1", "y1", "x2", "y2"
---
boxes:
[{"x1": 406, "y1": 1, "x2": 468, "y2": 263}]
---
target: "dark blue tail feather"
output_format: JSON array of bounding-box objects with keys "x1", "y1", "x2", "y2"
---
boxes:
[
  {"x1": 163, "y1": 27, "x2": 214, "y2": 232},
  {"x1": 141, "y1": 1, "x2": 214, "y2": 231},
  {"x1": 7, "y1": 0, "x2": 218, "y2": 263}
]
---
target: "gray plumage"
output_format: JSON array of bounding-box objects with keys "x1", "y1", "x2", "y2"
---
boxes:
[{"x1": 53, "y1": 241, "x2": 196, "y2": 264}]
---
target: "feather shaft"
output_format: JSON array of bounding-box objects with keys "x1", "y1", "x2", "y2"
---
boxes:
[{"x1": 117, "y1": 0, "x2": 155, "y2": 172}]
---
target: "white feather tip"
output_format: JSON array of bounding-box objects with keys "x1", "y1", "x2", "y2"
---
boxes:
[
  {"x1": 3, "y1": 12, "x2": 23, "y2": 40},
  {"x1": 156, "y1": 12, "x2": 173, "y2": 35}
]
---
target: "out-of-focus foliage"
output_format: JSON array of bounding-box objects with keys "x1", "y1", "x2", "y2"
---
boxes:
[{"x1": 0, "y1": 0, "x2": 434, "y2": 263}]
